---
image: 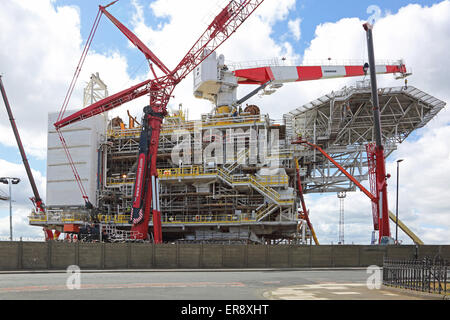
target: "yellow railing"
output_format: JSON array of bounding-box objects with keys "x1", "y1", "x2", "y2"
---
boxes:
[
  {"x1": 107, "y1": 128, "x2": 141, "y2": 138},
  {"x1": 162, "y1": 214, "x2": 256, "y2": 224},
  {"x1": 98, "y1": 214, "x2": 131, "y2": 224},
  {"x1": 28, "y1": 214, "x2": 48, "y2": 222},
  {"x1": 28, "y1": 211, "x2": 91, "y2": 223},
  {"x1": 29, "y1": 212, "x2": 269, "y2": 226},
  {"x1": 255, "y1": 203, "x2": 277, "y2": 221},
  {"x1": 158, "y1": 166, "x2": 288, "y2": 185},
  {"x1": 107, "y1": 177, "x2": 136, "y2": 185},
  {"x1": 107, "y1": 114, "x2": 266, "y2": 137},
  {"x1": 158, "y1": 166, "x2": 217, "y2": 178}
]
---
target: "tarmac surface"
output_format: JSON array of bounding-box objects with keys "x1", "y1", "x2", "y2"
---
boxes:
[{"x1": 0, "y1": 268, "x2": 439, "y2": 300}]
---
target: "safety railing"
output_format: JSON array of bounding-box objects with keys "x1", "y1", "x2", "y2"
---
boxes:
[
  {"x1": 98, "y1": 214, "x2": 131, "y2": 224},
  {"x1": 157, "y1": 166, "x2": 289, "y2": 186},
  {"x1": 216, "y1": 168, "x2": 293, "y2": 206},
  {"x1": 201, "y1": 114, "x2": 264, "y2": 126},
  {"x1": 162, "y1": 213, "x2": 256, "y2": 224},
  {"x1": 383, "y1": 257, "x2": 449, "y2": 296},
  {"x1": 227, "y1": 57, "x2": 403, "y2": 70},
  {"x1": 107, "y1": 176, "x2": 136, "y2": 185},
  {"x1": 158, "y1": 166, "x2": 218, "y2": 178},
  {"x1": 107, "y1": 127, "x2": 141, "y2": 138},
  {"x1": 255, "y1": 203, "x2": 277, "y2": 221},
  {"x1": 29, "y1": 210, "x2": 91, "y2": 224}
]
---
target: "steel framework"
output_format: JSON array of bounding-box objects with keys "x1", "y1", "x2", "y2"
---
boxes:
[{"x1": 286, "y1": 82, "x2": 446, "y2": 194}]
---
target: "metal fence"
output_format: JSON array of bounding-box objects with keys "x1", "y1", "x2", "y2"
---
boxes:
[{"x1": 383, "y1": 256, "x2": 448, "y2": 295}]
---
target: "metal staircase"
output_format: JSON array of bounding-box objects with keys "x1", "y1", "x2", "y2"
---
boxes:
[
  {"x1": 223, "y1": 148, "x2": 248, "y2": 173},
  {"x1": 254, "y1": 203, "x2": 278, "y2": 221},
  {"x1": 216, "y1": 168, "x2": 293, "y2": 206},
  {"x1": 104, "y1": 224, "x2": 144, "y2": 242}
]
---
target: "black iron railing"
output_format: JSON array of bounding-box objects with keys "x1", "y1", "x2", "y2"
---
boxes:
[{"x1": 383, "y1": 256, "x2": 448, "y2": 295}]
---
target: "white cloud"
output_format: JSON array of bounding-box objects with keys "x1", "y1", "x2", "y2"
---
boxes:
[
  {"x1": 0, "y1": 0, "x2": 144, "y2": 159},
  {"x1": 288, "y1": 18, "x2": 302, "y2": 41}
]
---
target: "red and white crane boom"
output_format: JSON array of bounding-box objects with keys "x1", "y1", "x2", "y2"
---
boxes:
[
  {"x1": 193, "y1": 51, "x2": 409, "y2": 109},
  {"x1": 233, "y1": 63, "x2": 408, "y2": 84}
]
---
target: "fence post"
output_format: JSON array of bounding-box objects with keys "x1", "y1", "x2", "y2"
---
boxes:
[
  {"x1": 127, "y1": 242, "x2": 131, "y2": 269},
  {"x1": 221, "y1": 245, "x2": 225, "y2": 268},
  {"x1": 101, "y1": 242, "x2": 105, "y2": 270},
  {"x1": 47, "y1": 241, "x2": 52, "y2": 270},
  {"x1": 152, "y1": 243, "x2": 155, "y2": 268},
  {"x1": 18, "y1": 241, "x2": 23, "y2": 270},
  {"x1": 75, "y1": 241, "x2": 79, "y2": 266},
  {"x1": 245, "y1": 244, "x2": 249, "y2": 268},
  {"x1": 176, "y1": 242, "x2": 180, "y2": 268}
]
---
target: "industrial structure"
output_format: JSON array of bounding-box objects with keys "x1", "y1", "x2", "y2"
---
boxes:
[
  {"x1": 19, "y1": 1, "x2": 446, "y2": 244},
  {"x1": 27, "y1": 65, "x2": 445, "y2": 244}
]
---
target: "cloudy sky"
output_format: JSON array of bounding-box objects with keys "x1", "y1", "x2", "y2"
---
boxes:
[{"x1": 0, "y1": 0, "x2": 448, "y2": 244}]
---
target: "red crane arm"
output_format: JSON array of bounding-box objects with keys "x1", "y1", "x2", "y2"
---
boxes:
[
  {"x1": 54, "y1": 79, "x2": 151, "y2": 130},
  {"x1": 293, "y1": 139, "x2": 377, "y2": 202},
  {"x1": 233, "y1": 63, "x2": 408, "y2": 84},
  {"x1": 172, "y1": 0, "x2": 265, "y2": 82},
  {"x1": 293, "y1": 139, "x2": 379, "y2": 231},
  {"x1": 99, "y1": 5, "x2": 171, "y2": 76}
]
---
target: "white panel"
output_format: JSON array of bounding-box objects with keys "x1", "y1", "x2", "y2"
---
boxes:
[
  {"x1": 47, "y1": 130, "x2": 91, "y2": 149},
  {"x1": 47, "y1": 163, "x2": 90, "y2": 181},
  {"x1": 47, "y1": 148, "x2": 91, "y2": 165},
  {"x1": 270, "y1": 66, "x2": 299, "y2": 83},
  {"x1": 375, "y1": 65, "x2": 388, "y2": 73},
  {"x1": 46, "y1": 181, "x2": 86, "y2": 206},
  {"x1": 46, "y1": 110, "x2": 107, "y2": 206},
  {"x1": 321, "y1": 66, "x2": 346, "y2": 78}
]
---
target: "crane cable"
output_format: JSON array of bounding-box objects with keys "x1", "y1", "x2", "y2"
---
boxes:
[{"x1": 56, "y1": 8, "x2": 103, "y2": 204}]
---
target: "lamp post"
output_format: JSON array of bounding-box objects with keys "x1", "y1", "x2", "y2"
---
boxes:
[
  {"x1": 395, "y1": 159, "x2": 404, "y2": 244},
  {"x1": 0, "y1": 177, "x2": 21, "y2": 241}
]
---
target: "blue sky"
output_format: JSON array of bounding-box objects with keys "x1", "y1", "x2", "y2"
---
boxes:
[{"x1": 0, "y1": 0, "x2": 448, "y2": 243}]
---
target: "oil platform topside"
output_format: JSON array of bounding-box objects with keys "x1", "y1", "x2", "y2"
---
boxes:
[{"x1": 28, "y1": 55, "x2": 446, "y2": 244}]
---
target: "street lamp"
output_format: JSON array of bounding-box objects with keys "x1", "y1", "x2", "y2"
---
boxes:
[
  {"x1": 395, "y1": 159, "x2": 404, "y2": 244},
  {"x1": 0, "y1": 177, "x2": 21, "y2": 241}
]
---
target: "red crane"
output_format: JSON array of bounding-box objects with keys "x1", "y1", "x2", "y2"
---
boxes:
[{"x1": 54, "y1": 0, "x2": 266, "y2": 242}]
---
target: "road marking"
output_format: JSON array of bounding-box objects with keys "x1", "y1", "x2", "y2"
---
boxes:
[
  {"x1": 0, "y1": 281, "x2": 246, "y2": 293},
  {"x1": 382, "y1": 293, "x2": 399, "y2": 296},
  {"x1": 331, "y1": 291, "x2": 361, "y2": 295},
  {"x1": 266, "y1": 283, "x2": 368, "y2": 300}
]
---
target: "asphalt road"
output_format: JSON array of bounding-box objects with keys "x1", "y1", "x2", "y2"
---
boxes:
[{"x1": 0, "y1": 269, "x2": 430, "y2": 300}]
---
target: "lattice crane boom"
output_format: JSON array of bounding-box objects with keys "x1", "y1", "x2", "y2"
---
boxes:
[{"x1": 173, "y1": 0, "x2": 264, "y2": 82}]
